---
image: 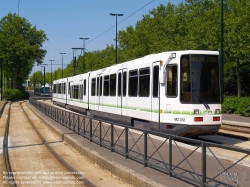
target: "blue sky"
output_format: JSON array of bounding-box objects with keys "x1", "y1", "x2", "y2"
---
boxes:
[{"x1": 0, "y1": 0, "x2": 183, "y2": 75}]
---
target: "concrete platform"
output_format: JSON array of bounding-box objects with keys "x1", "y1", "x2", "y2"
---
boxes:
[
  {"x1": 6, "y1": 95, "x2": 247, "y2": 187},
  {"x1": 27, "y1": 102, "x2": 192, "y2": 187}
]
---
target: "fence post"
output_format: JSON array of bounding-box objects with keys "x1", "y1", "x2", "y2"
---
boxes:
[
  {"x1": 83, "y1": 117, "x2": 86, "y2": 138},
  {"x1": 99, "y1": 121, "x2": 102, "y2": 147},
  {"x1": 202, "y1": 142, "x2": 206, "y2": 187},
  {"x1": 72, "y1": 114, "x2": 77, "y2": 132},
  {"x1": 169, "y1": 136, "x2": 172, "y2": 177},
  {"x1": 90, "y1": 118, "x2": 92, "y2": 142},
  {"x1": 111, "y1": 124, "x2": 114, "y2": 152},
  {"x1": 77, "y1": 115, "x2": 80, "y2": 135},
  {"x1": 68, "y1": 113, "x2": 71, "y2": 129},
  {"x1": 144, "y1": 131, "x2": 148, "y2": 167},
  {"x1": 125, "y1": 127, "x2": 128, "y2": 159}
]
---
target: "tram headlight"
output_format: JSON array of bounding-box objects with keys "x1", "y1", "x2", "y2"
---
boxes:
[
  {"x1": 194, "y1": 109, "x2": 199, "y2": 114},
  {"x1": 214, "y1": 109, "x2": 220, "y2": 114}
]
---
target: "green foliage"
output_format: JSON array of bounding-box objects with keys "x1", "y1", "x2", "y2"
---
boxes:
[
  {"x1": 224, "y1": 61, "x2": 250, "y2": 95},
  {"x1": 26, "y1": 0, "x2": 250, "y2": 96},
  {"x1": 29, "y1": 71, "x2": 43, "y2": 86},
  {"x1": 0, "y1": 13, "x2": 48, "y2": 88},
  {"x1": 222, "y1": 96, "x2": 250, "y2": 117},
  {"x1": 2, "y1": 89, "x2": 30, "y2": 101}
]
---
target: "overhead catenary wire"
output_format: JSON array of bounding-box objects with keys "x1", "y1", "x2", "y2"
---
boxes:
[{"x1": 49, "y1": 0, "x2": 156, "y2": 69}]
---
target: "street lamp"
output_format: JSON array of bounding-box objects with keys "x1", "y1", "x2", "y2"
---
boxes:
[
  {"x1": 49, "y1": 60, "x2": 54, "y2": 89},
  {"x1": 110, "y1": 13, "x2": 123, "y2": 64},
  {"x1": 60, "y1": 53, "x2": 66, "y2": 78},
  {"x1": 18, "y1": 0, "x2": 20, "y2": 15},
  {"x1": 0, "y1": 58, "x2": 3, "y2": 101},
  {"x1": 220, "y1": 0, "x2": 224, "y2": 103},
  {"x1": 72, "y1": 48, "x2": 84, "y2": 76},
  {"x1": 79, "y1": 38, "x2": 89, "y2": 73},
  {"x1": 40, "y1": 66, "x2": 46, "y2": 99}
]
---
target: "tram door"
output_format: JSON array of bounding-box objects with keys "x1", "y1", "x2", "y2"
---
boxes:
[
  {"x1": 151, "y1": 62, "x2": 161, "y2": 130},
  {"x1": 117, "y1": 69, "x2": 127, "y2": 122},
  {"x1": 96, "y1": 74, "x2": 103, "y2": 115}
]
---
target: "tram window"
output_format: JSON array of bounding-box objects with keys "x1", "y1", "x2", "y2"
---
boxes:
[
  {"x1": 110, "y1": 73, "x2": 116, "y2": 96},
  {"x1": 63, "y1": 83, "x2": 66, "y2": 94},
  {"x1": 79, "y1": 81, "x2": 83, "y2": 99},
  {"x1": 70, "y1": 85, "x2": 74, "y2": 98},
  {"x1": 166, "y1": 65, "x2": 178, "y2": 97},
  {"x1": 53, "y1": 84, "x2": 56, "y2": 93},
  {"x1": 153, "y1": 66, "x2": 159, "y2": 97},
  {"x1": 61, "y1": 83, "x2": 64, "y2": 94},
  {"x1": 97, "y1": 77, "x2": 99, "y2": 96},
  {"x1": 104, "y1": 75, "x2": 109, "y2": 96},
  {"x1": 83, "y1": 79, "x2": 86, "y2": 96},
  {"x1": 91, "y1": 78, "x2": 96, "y2": 96},
  {"x1": 123, "y1": 71, "x2": 127, "y2": 96},
  {"x1": 139, "y1": 68, "x2": 150, "y2": 97},
  {"x1": 68, "y1": 82, "x2": 71, "y2": 96},
  {"x1": 118, "y1": 72, "x2": 121, "y2": 96},
  {"x1": 58, "y1": 83, "x2": 61, "y2": 94},
  {"x1": 180, "y1": 55, "x2": 191, "y2": 103},
  {"x1": 100, "y1": 76, "x2": 103, "y2": 96},
  {"x1": 74, "y1": 85, "x2": 79, "y2": 99},
  {"x1": 129, "y1": 70, "x2": 138, "y2": 97},
  {"x1": 118, "y1": 72, "x2": 127, "y2": 97}
]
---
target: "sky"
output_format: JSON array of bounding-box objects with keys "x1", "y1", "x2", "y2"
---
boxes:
[{"x1": 0, "y1": 0, "x2": 183, "y2": 76}]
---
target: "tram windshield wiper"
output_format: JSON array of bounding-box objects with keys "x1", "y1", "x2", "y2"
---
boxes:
[{"x1": 192, "y1": 88, "x2": 210, "y2": 110}]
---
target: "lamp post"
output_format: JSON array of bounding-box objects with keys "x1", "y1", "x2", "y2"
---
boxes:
[
  {"x1": 220, "y1": 0, "x2": 224, "y2": 103},
  {"x1": 110, "y1": 13, "x2": 123, "y2": 64},
  {"x1": 18, "y1": 0, "x2": 20, "y2": 15},
  {"x1": 0, "y1": 58, "x2": 3, "y2": 101},
  {"x1": 60, "y1": 53, "x2": 66, "y2": 78},
  {"x1": 40, "y1": 66, "x2": 46, "y2": 100},
  {"x1": 49, "y1": 60, "x2": 54, "y2": 89},
  {"x1": 72, "y1": 48, "x2": 84, "y2": 76},
  {"x1": 79, "y1": 38, "x2": 89, "y2": 73}
]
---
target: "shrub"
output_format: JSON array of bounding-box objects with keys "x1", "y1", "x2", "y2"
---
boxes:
[
  {"x1": 222, "y1": 96, "x2": 250, "y2": 117},
  {"x1": 2, "y1": 89, "x2": 30, "y2": 101}
]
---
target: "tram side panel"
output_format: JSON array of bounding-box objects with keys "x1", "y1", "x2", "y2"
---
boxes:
[
  {"x1": 67, "y1": 74, "x2": 89, "y2": 113},
  {"x1": 52, "y1": 78, "x2": 67, "y2": 106}
]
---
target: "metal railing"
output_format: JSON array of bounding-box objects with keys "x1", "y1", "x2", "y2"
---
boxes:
[{"x1": 29, "y1": 98, "x2": 250, "y2": 187}]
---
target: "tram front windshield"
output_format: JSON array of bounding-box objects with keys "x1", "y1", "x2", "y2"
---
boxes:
[{"x1": 180, "y1": 54, "x2": 220, "y2": 103}]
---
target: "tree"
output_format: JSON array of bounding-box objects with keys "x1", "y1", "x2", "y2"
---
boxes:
[
  {"x1": 0, "y1": 13, "x2": 48, "y2": 88},
  {"x1": 29, "y1": 71, "x2": 43, "y2": 87},
  {"x1": 223, "y1": 0, "x2": 250, "y2": 97}
]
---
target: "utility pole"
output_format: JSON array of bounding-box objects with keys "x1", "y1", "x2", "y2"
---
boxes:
[
  {"x1": 0, "y1": 58, "x2": 2, "y2": 101},
  {"x1": 72, "y1": 48, "x2": 83, "y2": 76},
  {"x1": 49, "y1": 60, "x2": 54, "y2": 88},
  {"x1": 110, "y1": 13, "x2": 123, "y2": 64},
  {"x1": 60, "y1": 53, "x2": 66, "y2": 78},
  {"x1": 79, "y1": 38, "x2": 89, "y2": 73}
]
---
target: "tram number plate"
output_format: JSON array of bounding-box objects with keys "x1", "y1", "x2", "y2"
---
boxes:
[{"x1": 174, "y1": 118, "x2": 185, "y2": 122}]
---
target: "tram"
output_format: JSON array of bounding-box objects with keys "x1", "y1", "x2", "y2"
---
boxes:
[
  {"x1": 34, "y1": 85, "x2": 50, "y2": 96},
  {"x1": 52, "y1": 50, "x2": 222, "y2": 137}
]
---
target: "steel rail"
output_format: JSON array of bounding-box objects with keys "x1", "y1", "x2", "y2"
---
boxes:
[
  {"x1": 221, "y1": 121, "x2": 250, "y2": 133},
  {"x1": 3, "y1": 102, "x2": 17, "y2": 187},
  {"x1": 20, "y1": 101, "x2": 96, "y2": 187}
]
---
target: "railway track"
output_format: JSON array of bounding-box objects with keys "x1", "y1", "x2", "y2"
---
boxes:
[
  {"x1": 0, "y1": 102, "x2": 131, "y2": 187},
  {"x1": 220, "y1": 121, "x2": 250, "y2": 140},
  {"x1": 3, "y1": 102, "x2": 16, "y2": 187},
  {"x1": 2, "y1": 102, "x2": 95, "y2": 187}
]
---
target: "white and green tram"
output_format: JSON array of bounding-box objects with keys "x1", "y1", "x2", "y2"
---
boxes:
[{"x1": 53, "y1": 50, "x2": 222, "y2": 137}]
